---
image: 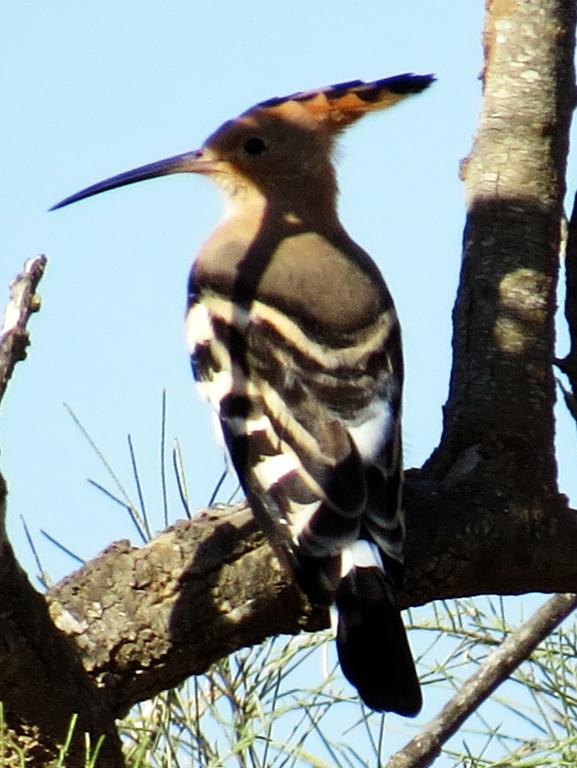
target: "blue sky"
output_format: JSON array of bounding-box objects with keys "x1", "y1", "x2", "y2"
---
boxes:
[
  {"x1": 2, "y1": 1, "x2": 488, "y2": 575},
  {"x1": 2, "y1": 2, "x2": 576, "y2": 761}
]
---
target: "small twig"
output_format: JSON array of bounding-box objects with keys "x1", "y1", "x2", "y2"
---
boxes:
[
  {"x1": 0, "y1": 255, "x2": 47, "y2": 407},
  {"x1": 386, "y1": 593, "x2": 577, "y2": 768},
  {"x1": 557, "y1": 378, "x2": 577, "y2": 425},
  {"x1": 555, "y1": 192, "x2": 577, "y2": 414}
]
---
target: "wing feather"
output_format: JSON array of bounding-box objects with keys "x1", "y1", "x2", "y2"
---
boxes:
[{"x1": 187, "y1": 288, "x2": 403, "y2": 600}]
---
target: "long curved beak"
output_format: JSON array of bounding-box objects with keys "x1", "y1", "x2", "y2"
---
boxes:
[{"x1": 50, "y1": 149, "x2": 213, "y2": 211}]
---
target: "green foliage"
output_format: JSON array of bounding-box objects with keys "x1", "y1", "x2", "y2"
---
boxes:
[{"x1": 119, "y1": 633, "x2": 396, "y2": 768}]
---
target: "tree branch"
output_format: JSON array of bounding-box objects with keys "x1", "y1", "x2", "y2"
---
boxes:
[
  {"x1": 386, "y1": 592, "x2": 577, "y2": 768},
  {"x1": 47, "y1": 505, "x2": 321, "y2": 717},
  {"x1": 0, "y1": 258, "x2": 125, "y2": 768},
  {"x1": 43, "y1": 483, "x2": 577, "y2": 718},
  {"x1": 0, "y1": 255, "x2": 47, "y2": 542},
  {"x1": 0, "y1": 255, "x2": 46, "y2": 409}
]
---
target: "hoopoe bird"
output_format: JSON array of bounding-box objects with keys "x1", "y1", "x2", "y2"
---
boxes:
[{"x1": 52, "y1": 73, "x2": 433, "y2": 715}]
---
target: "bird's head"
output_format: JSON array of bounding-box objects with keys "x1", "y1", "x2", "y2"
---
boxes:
[{"x1": 50, "y1": 74, "x2": 434, "y2": 216}]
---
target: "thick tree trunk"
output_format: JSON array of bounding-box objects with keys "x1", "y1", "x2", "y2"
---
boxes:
[{"x1": 426, "y1": 0, "x2": 575, "y2": 497}]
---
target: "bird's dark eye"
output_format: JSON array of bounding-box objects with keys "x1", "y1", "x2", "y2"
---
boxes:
[{"x1": 242, "y1": 137, "x2": 267, "y2": 156}]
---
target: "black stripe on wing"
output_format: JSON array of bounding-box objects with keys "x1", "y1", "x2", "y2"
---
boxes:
[{"x1": 221, "y1": 415, "x2": 365, "y2": 603}]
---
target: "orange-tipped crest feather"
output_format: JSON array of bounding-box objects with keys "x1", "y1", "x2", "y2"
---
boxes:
[{"x1": 251, "y1": 73, "x2": 435, "y2": 131}]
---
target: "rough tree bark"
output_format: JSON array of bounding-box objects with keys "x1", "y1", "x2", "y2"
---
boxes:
[
  {"x1": 1, "y1": 1, "x2": 576, "y2": 765},
  {"x1": 0, "y1": 259, "x2": 124, "y2": 767}
]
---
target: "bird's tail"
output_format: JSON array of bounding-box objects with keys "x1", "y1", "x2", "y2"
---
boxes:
[{"x1": 335, "y1": 541, "x2": 422, "y2": 715}]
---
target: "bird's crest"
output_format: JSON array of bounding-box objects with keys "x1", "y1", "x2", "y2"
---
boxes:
[{"x1": 250, "y1": 74, "x2": 435, "y2": 132}]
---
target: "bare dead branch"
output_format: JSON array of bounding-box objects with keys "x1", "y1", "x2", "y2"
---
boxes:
[
  {"x1": 0, "y1": 258, "x2": 125, "y2": 767},
  {"x1": 0, "y1": 255, "x2": 47, "y2": 538},
  {"x1": 0, "y1": 255, "x2": 46, "y2": 408},
  {"x1": 386, "y1": 593, "x2": 577, "y2": 768}
]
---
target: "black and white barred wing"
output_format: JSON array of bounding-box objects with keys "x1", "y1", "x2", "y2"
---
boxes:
[
  {"x1": 187, "y1": 287, "x2": 421, "y2": 715},
  {"x1": 186, "y1": 289, "x2": 404, "y2": 599}
]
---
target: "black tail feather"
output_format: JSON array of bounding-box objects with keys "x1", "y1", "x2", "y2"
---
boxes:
[{"x1": 335, "y1": 565, "x2": 421, "y2": 715}]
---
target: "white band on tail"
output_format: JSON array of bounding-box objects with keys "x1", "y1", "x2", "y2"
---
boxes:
[{"x1": 340, "y1": 539, "x2": 383, "y2": 577}]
